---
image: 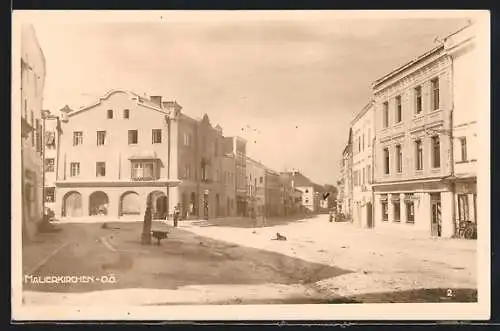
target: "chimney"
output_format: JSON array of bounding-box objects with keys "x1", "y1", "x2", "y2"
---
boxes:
[{"x1": 150, "y1": 96, "x2": 162, "y2": 106}]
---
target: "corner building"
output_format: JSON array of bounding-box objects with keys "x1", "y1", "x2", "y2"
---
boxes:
[
  {"x1": 55, "y1": 90, "x2": 234, "y2": 220},
  {"x1": 372, "y1": 45, "x2": 455, "y2": 238}
]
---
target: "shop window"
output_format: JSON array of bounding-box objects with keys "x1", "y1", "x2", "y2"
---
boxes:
[{"x1": 405, "y1": 194, "x2": 415, "y2": 223}]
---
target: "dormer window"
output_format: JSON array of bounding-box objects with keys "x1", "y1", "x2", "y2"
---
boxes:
[
  {"x1": 123, "y1": 109, "x2": 130, "y2": 119},
  {"x1": 107, "y1": 109, "x2": 113, "y2": 119}
]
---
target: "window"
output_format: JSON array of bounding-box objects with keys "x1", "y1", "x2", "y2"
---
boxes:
[
  {"x1": 45, "y1": 131, "x2": 56, "y2": 149},
  {"x1": 201, "y1": 160, "x2": 207, "y2": 181},
  {"x1": 260, "y1": 177, "x2": 263, "y2": 184},
  {"x1": 383, "y1": 102, "x2": 389, "y2": 128},
  {"x1": 381, "y1": 195, "x2": 388, "y2": 221},
  {"x1": 305, "y1": 189, "x2": 309, "y2": 193},
  {"x1": 305, "y1": 198, "x2": 309, "y2": 204},
  {"x1": 473, "y1": 194, "x2": 477, "y2": 223},
  {"x1": 214, "y1": 141, "x2": 218, "y2": 156},
  {"x1": 405, "y1": 194, "x2": 415, "y2": 223},
  {"x1": 432, "y1": 136, "x2": 440, "y2": 168},
  {"x1": 383, "y1": 148, "x2": 390, "y2": 174},
  {"x1": 367, "y1": 129, "x2": 371, "y2": 147},
  {"x1": 73, "y1": 132, "x2": 83, "y2": 146},
  {"x1": 45, "y1": 158, "x2": 55, "y2": 172},
  {"x1": 152, "y1": 129, "x2": 162, "y2": 144},
  {"x1": 132, "y1": 162, "x2": 156, "y2": 180},
  {"x1": 460, "y1": 137, "x2": 468, "y2": 161},
  {"x1": 393, "y1": 198, "x2": 401, "y2": 222},
  {"x1": 70, "y1": 162, "x2": 80, "y2": 177},
  {"x1": 431, "y1": 78, "x2": 440, "y2": 110},
  {"x1": 358, "y1": 137, "x2": 361, "y2": 153},
  {"x1": 415, "y1": 139, "x2": 423, "y2": 170},
  {"x1": 367, "y1": 165, "x2": 371, "y2": 183},
  {"x1": 458, "y1": 194, "x2": 470, "y2": 221},
  {"x1": 396, "y1": 144, "x2": 402, "y2": 173},
  {"x1": 184, "y1": 164, "x2": 191, "y2": 179},
  {"x1": 45, "y1": 187, "x2": 55, "y2": 203},
  {"x1": 395, "y1": 95, "x2": 402, "y2": 123},
  {"x1": 107, "y1": 109, "x2": 113, "y2": 119},
  {"x1": 183, "y1": 132, "x2": 191, "y2": 146},
  {"x1": 128, "y1": 130, "x2": 138, "y2": 144},
  {"x1": 97, "y1": 131, "x2": 106, "y2": 146},
  {"x1": 362, "y1": 134, "x2": 365, "y2": 151},
  {"x1": 123, "y1": 109, "x2": 130, "y2": 119},
  {"x1": 414, "y1": 86, "x2": 422, "y2": 114},
  {"x1": 362, "y1": 168, "x2": 365, "y2": 185},
  {"x1": 96, "y1": 162, "x2": 106, "y2": 177},
  {"x1": 31, "y1": 111, "x2": 35, "y2": 147},
  {"x1": 35, "y1": 120, "x2": 42, "y2": 153}
]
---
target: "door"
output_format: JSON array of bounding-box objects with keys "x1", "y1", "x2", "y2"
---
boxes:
[
  {"x1": 155, "y1": 196, "x2": 168, "y2": 219},
  {"x1": 431, "y1": 193, "x2": 442, "y2": 237},
  {"x1": 366, "y1": 202, "x2": 373, "y2": 228}
]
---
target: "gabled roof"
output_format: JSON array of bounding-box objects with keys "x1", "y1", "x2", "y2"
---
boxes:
[{"x1": 66, "y1": 89, "x2": 166, "y2": 117}]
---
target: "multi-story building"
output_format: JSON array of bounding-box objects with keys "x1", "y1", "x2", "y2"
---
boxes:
[
  {"x1": 220, "y1": 153, "x2": 237, "y2": 217},
  {"x1": 54, "y1": 90, "x2": 232, "y2": 221},
  {"x1": 337, "y1": 130, "x2": 353, "y2": 217},
  {"x1": 177, "y1": 112, "x2": 228, "y2": 220},
  {"x1": 223, "y1": 136, "x2": 247, "y2": 216},
  {"x1": 245, "y1": 157, "x2": 267, "y2": 218},
  {"x1": 351, "y1": 101, "x2": 375, "y2": 228},
  {"x1": 265, "y1": 169, "x2": 282, "y2": 217},
  {"x1": 20, "y1": 24, "x2": 46, "y2": 241},
  {"x1": 371, "y1": 42, "x2": 455, "y2": 238},
  {"x1": 43, "y1": 113, "x2": 62, "y2": 214},
  {"x1": 444, "y1": 23, "x2": 478, "y2": 229},
  {"x1": 284, "y1": 170, "x2": 321, "y2": 213}
]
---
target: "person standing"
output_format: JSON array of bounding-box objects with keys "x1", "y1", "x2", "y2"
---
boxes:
[{"x1": 173, "y1": 204, "x2": 180, "y2": 227}]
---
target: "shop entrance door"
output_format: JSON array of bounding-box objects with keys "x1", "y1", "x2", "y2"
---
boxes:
[{"x1": 431, "y1": 193, "x2": 442, "y2": 237}]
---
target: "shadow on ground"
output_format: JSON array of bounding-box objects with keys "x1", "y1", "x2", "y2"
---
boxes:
[
  {"x1": 145, "y1": 288, "x2": 478, "y2": 305},
  {"x1": 190, "y1": 214, "x2": 316, "y2": 228},
  {"x1": 23, "y1": 221, "x2": 350, "y2": 294}
]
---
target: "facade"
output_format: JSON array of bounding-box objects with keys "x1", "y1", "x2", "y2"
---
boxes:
[
  {"x1": 350, "y1": 101, "x2": 375, "y2": 228},
  {"x1": 43, "y1": 114, "x2": 62, "y2": 214},
  {"x1": 245, "y1": 157, "x2": 267, "y2": 218},
  {"x1": 221, "y1": 153, "x2": 237, "y2": 217},
  {"x1": 177, "y1": 112, "x2": 227, "y2": 220},
  {"x1": 444, "y1": 24, "x2": 478, "y2": 228},
  {"x1": 20, "y1": 24, "x2": 46, "y2": 241},
  {"x1": 286, "y1": 170, "x2": 321, "y2": 213},
  {"x1": 55, "y1": 91, "x2": 179, "y2": 220},
  {"x1": 223, "y1": 136, "x2": 247, "y2": 216},
  {"x1": 265, "y1": 169, "x2": 282, "y2": 217},
  {"x1": 371, "y1": 44, "x2": 455, "y2": 238},
  {"x1": 54, "y1": 90, "x2": 236, "y2": 221},
  {"x1": 338, "y1": 130, "x2": 353, "y2": 216}
]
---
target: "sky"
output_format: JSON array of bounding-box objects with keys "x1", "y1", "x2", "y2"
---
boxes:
[{"x1": 26, "y1": 11, "x2": 471, "y2": 185}]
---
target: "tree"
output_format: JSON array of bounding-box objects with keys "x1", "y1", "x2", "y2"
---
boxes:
[{"x1": 141, "y1": 194, "x2": 153, "y2": 245}]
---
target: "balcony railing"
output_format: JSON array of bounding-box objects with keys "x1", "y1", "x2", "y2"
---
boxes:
[{"x1": 131, "y1": 175, "x2": 159, "y2": 181}]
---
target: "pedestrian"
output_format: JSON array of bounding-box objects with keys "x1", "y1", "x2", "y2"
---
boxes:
[
  {"x1": 173, "y1": 204, "x2": 180, "y2": 227},
  {"x1": 329, "y1": 209, "x2": 334, "y2": 223}
]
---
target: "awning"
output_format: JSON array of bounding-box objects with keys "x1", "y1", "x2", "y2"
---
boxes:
[{"x1": 128, "y1": 150, "x2": 159, "y2": 160}]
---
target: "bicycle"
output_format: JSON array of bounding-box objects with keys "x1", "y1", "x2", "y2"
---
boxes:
[{"x1": 458, "y1": 221, "x2": 477, "y2": 239}]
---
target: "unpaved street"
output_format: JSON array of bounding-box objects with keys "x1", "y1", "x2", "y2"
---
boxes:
[{"x1": 22, "y1": 214, "x2": 477, "y2": 305}]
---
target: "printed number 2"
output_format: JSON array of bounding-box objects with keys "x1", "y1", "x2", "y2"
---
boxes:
[{"x1": 446, "y1": 289, "x2": 453, "y2": 297}]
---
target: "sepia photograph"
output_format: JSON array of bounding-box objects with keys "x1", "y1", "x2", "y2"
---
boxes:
[{"x1": 11, "y1": 10, "x2": 490, "y2": 321}]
